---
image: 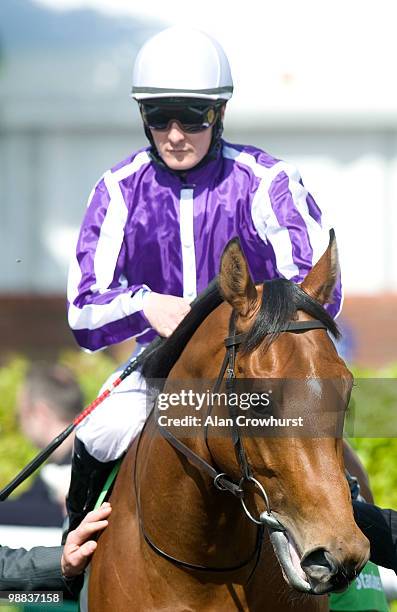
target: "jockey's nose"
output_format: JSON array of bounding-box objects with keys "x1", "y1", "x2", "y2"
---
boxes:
[{"x1": 167, "y1": 121, "x2": 186, "y2": 144}]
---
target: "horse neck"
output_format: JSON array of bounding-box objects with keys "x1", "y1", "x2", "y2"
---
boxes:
[{"x1": 137, "y1": 421, "x2": 258, "y2": 570}]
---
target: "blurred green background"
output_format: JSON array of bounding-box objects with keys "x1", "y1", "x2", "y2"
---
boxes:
[
  {"x1": 3, "y1": 355, "x2": 396, "y2": 507},
  {"x1": 0, "y1": 352, "x2": 116, "y2": 491}
]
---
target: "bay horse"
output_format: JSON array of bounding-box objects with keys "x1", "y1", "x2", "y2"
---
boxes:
[{"x1": 89, "y1": 232, "x2": 370, "y2": 611}]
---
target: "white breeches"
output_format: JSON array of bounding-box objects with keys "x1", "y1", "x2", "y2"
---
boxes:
[{"x1": 76, "y1": 345, "x2": 150, "y2": 462}]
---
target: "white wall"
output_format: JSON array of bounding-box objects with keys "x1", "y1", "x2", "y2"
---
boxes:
[
  {"x1": 0, "y1": 524, "x2": 61, "y2": 548},
  {"x1": 2, "y1": 120, "x2": 397, "y2": 295}
]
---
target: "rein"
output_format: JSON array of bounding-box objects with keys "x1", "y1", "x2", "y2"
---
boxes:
[{"x1": 135, "y1": 317, "x2": 327, "y2": 574}]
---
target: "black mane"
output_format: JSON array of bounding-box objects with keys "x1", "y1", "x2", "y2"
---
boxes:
[{"x1": 140, "y1": 277, "x2": 339, "y2": 379}]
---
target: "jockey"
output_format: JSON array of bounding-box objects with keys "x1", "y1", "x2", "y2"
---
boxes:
[{"x1": 66, "y1": 26, "x2": 342, "y2": 532}]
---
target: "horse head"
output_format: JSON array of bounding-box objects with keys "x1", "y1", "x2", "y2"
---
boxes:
[{"x1": 200, "y1": 231, "x2": 370, "y2": 595}]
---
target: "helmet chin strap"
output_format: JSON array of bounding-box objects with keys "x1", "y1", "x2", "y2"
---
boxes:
[{"x1": 143, "y1": 113, "x2": 225, "y2": 175}]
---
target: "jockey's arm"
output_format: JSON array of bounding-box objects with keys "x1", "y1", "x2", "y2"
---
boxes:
[
  {"x1": 68, "y1": 176, "x2": 192, "y2": 350},
  {"x1": 67, "y1": 177, "x2": 154, "y2": 352},
  {"x1": 259, "y1": 164, "x2": 342, "y2": 319}
]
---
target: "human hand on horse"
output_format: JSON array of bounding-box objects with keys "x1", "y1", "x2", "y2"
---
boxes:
[
  {"x1": 143, "y1": 292, "x2": 191, "y2": 337},
  {"x1": 61, "y1": 502, "x2": 112, "y2": 578}
]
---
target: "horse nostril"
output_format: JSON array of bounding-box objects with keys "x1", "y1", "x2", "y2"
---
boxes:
[{"x1": 300, "y1": 549, "x2": 338, "y2": 584}]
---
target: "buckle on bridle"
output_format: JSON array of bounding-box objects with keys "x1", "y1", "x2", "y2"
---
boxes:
[{"x1": 213, "y1": 473, "x2": 244, "y2": 498}]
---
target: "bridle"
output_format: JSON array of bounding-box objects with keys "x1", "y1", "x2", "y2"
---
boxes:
[{"x1": 134, "y1": 316, "x2": 328, "y2": 573}]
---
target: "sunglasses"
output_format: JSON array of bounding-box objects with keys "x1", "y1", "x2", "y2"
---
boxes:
[{"x1": 140, "y1": 102, "x2": 220, "y2": 133}]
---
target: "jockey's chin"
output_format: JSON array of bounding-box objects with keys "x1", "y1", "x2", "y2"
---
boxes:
[{"x1": 150, "y1": 123, "x2": 213, "y2": 171}]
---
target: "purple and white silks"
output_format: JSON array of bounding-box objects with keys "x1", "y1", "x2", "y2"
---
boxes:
[{"x1": 67, "y1": 140, "x2": 342, "y2": 352}]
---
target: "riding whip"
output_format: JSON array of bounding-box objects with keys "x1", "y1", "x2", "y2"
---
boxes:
[{"x1": 0, "y1": 336, "x2": 163, "y2": 501}]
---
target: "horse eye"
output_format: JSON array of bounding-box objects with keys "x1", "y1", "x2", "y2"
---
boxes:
[{"x1": 250, "y1": 395, "x2": 273, "y2": 416}]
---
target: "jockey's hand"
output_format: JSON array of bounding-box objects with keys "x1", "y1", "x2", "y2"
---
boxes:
[
  {"x1": 61, "y1": 502, "x2": 112, "y2": 578},
  {"x1": 143, "y1": 292, "x2": 191, "y2": 337}
]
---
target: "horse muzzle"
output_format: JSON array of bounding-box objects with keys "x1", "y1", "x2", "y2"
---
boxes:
[
  {"x1": 265, "y1": 519, "x2": 367, "y2": 596},
  {"x1": 300, "y1": 547, "x2": 359, "y2": 594}
]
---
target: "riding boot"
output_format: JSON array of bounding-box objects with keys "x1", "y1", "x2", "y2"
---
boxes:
[{"x1": 63, "y1": 438, "x2": 117, "y2": 542}]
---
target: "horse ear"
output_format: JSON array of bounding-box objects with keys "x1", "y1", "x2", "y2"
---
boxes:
[
  {"x1": 300, "y1": 229, "x2": 339, "y2": 305},
  {"x1": 219, "y1": 238, "x2": 258, "y2": 316}
]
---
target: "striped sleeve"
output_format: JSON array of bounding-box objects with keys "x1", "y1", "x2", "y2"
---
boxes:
[
  {"x1": 67, "y1": 159, "x2": 151, "y2": 352},
  {"x1": 251, "y1": 162, "x2": 342, "y2": 318}
]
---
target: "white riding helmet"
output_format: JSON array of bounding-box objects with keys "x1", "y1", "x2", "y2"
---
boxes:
[{"x1": 132, "y1": 27, "x2": 233, "y2": 102}]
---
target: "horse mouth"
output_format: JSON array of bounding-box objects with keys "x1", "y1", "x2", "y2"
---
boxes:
[{"x1": 268, "y1": 528, "x2": 313, "y2": 594}]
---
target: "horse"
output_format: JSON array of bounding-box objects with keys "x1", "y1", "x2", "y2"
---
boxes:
[{"x1": 88, "y1": 232, "x2": 370, "y2": 611}]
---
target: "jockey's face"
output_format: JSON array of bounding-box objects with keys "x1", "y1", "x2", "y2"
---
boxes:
[{"x1": 150, "y1": 122, "x2": 213, "y2": 171}]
